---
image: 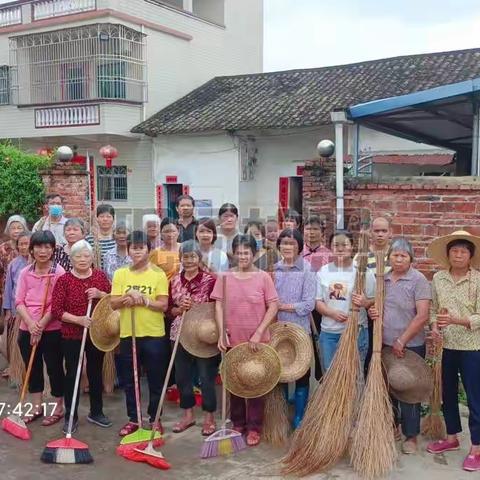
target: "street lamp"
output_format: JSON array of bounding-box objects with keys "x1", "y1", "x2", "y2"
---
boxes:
[{"x1": 56, "y1": 145, "x2": 74, "y2": 162}]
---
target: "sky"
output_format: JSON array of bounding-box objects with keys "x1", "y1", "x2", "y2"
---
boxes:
[{"x1": 264, "y1": 0, "x2": 480, "y2": 72}]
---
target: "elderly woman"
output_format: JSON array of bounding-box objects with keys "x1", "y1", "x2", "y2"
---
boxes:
[
  {"x1": 196, "y1": 217, "x2": 229, "y2": 274},
  {"x1": 52, "y1": 240, "x2": 111, "y2": 434},
  {"x1": 369, "y1": 237, "x2": 431, "y2": 455},
  {"x1": 150, "y1": 218, "x2": 181, "y2": 281},
  {"x1": 425, "y1": 231, "x2": 480, "y2": 472},
  {"x1": 168, "y1": 240, "x2": 217, "y2": 435},
  {"x1": 212, "y1": 234, "x2": 278, "y2": 446},
  {"x1": 54, "y1": 218, "x2": 85, "y2": 272},
  {"x1": 15, "y1": 231, "x2": 65, "y2": 426},
  {"x1": 104, "y1": 222, "x2": 132, "y2": 281},
  {"x1": 143, "y1": 214, "x2": 162, "y2": 250},
  {"x1": 274, "y1": 228, "x2": 315, "y2": 428}
]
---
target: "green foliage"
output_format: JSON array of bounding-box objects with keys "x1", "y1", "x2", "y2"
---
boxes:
[{"x1": 0, "y1": 142, "x2": 52, "y2": 224}]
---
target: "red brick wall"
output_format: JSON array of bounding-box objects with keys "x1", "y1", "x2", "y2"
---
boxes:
[{"x1": 304, "y1": 158, "x2": 480, "y2": 279}]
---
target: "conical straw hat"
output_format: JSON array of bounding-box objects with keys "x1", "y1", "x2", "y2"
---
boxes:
[{"x1": 90, "y1": 295, "x2": 120, "y2": 352}]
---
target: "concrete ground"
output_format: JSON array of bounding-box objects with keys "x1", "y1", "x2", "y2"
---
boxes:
[{"x1": 0, "y1": 357, "x2": 475, "y2": 480}]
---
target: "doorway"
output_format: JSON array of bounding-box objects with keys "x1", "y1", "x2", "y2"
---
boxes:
[{"x1": 164, "y1": 183, "x2": 183, "y2": 219}]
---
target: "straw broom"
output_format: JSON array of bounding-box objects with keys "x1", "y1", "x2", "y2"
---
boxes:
[
  {"x1": 102, "y1": 350, "x2": 116, "y2": 393},
  {"x1": 8, "y1": 316, "x2": 25, "y2": 387},
  {"x1": 281, "y1": 231, "x2": 369, "y2": 477},
  {"x1": 350, "y1": 252, "x2": 397, "y2": 479},
  {"x1": 263, "y1": 385, "x2": 291, "y2": 447}
]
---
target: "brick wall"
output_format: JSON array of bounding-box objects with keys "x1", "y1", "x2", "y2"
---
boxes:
[{"x1": 303, "y1": 158, "x2": 480, "y2": 279}]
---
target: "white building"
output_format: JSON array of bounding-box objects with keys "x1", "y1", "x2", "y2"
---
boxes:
[{"x1": 0, "y1": 0, "x2": 263, "y2": 224}]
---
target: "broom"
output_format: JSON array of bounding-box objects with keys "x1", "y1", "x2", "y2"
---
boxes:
[
  {"x1": 201, "y1": 274, "x2": 247, "y2": 458},
  {"x1": 117, "y1": 307, "x2": 162, "y2": 455},
  {"x1": 2, "y1": 276, "x2": 51, "y2": 440},
  {"x1": 125, "y1": 311, "x2": 188, "y2": 469},
  {"x1": 263, "y1": 385, "x2": 291, "y2": 447},
  {"x1": 41, "y1": 301, "x2": 94, "y2": 464},
  {"x1": 281, "y1": 231, "x2": 369, "y2": 477},
  {"x1": 102, "y1": 350, "x2": 116, "y2": 393},
  {"x1": 350, "y1": 252, "x2": 397, "y2": 479},
  {"x1": 8, "y1": 316, "x2": 25, "y2": 387}
]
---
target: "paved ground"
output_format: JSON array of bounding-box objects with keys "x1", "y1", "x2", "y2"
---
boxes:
[{"x1": 0, "y1": 356, "x2": 475, "y2": 480}]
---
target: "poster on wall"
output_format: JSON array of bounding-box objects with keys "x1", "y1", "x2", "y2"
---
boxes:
[{"x1": 196, "y1": 199, "x2": 213, "y2": 217}]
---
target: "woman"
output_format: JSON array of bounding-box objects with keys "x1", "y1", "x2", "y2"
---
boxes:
[
  {"x1": 104, "y1": 223, "x2": 132, "y2": 281},
  {"x1": 212, "y1": 234, "x2": 278, "y2": 446},
  {"x1": 86, "y1": 204, "x2": 116, "y2": 269},
  {"x1": 315, "y1": 230, "x2": 375, "y2": 370},
  {"x1": 214, "y1": 203, "x2": 240, "y2": 260},
  {"x1": 54, "y1": 218, "x2": 86, "y2": 272},
  {"x1": 283, "y1": 209, "x2": 301, "y2": 231},
  {"x1": 274, "y1": 228, "x2": 315, "y2": 428},
  {"x1": 52, "y1": 240, "x2": 111, "y2": 434},
  {"x1": 245, "y1": 220, "x2": 280, "y2": 273},
  {"x1": 149, "y1": 218, "x2": 181, "y2": 281},
  {"x1": 111, "y1": 231, "x2": 169, "y2": 436},
  {"x1": 15, "y1": 231, "x2": 65, "y2": 426},
  {"x1": 369, "y1": 238, "x2": 431, "y2": 454},
  {"x1": 265, "y1": 218, "x2": 279, "y2": 251},
  {"x1": 196, "y1": 217, "x2": 229, "y2": 273},
  {"x1": 143, "y1": 214, "x2": 162, "y2": 250},
  {"x1": 426, "y1": 231, "x2": 480, "y2": 472},
  {"x1": 169, "y1": 240, "x2": 217, "y2": 435}
]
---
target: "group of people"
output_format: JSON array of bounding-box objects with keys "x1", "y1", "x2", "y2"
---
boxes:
[{"x1": 0, "y1": 192, "x2": 479, "y2": 472}]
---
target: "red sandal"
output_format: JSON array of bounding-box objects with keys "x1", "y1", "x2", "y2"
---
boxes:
[
  {"x1": 246, "y1": 430, "x2": 261, "y2": 447},
  {"x1": 119, "y1": 421, "x2": 139, "y2": 437}
]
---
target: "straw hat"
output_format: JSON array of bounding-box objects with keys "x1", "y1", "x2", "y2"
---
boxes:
[
  {"x1": 427, "y1": 230, "x2": 480, "y2": 268},
  {"x1": 90, "y1": 295, "x2": 120, "y2": 352},
  {"x1": 269, "y1": 322, "x2": 313, "y2": 382},
  {"x1": 179, "y1": 302, "x2": 219, "y2": 358},
  {"x1": 382, "y1": 347, "x2": 433, "y2": 404},
  {"x1": 221, "y1": 343, "x2": 281, "y2": 399}
]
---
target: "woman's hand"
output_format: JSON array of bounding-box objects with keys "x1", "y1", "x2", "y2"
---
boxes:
[
  {"x1": 27, "y1": 320, "x2": 37, "y2": 335},
  {"x1": 77, "y1": 315, "x2": 92, "y2": 328},
  {"x1": 217, "y1": 331, "x2": 230, "y2": 353},
  {"x1": 368, "y1": 305, "x2": 379, "y2": 321},
  {"x1": 436, "y1": 311, "x2": 455, "y2": 329},
  {"x1": 121, "y1": 296, "x2": 135, "y2": 307},
  {"x1": 31, "y1": 322, "x2": 44, "y2": 336},
  {"x1": 179, "y1": 296, "x2": 193, "y2": 312},
  {"x1": 392, "y1": 338, "x2": 405, "y2": 358},
  {"x1": 30, "y1": 333, "x2": 42, "y2": 346},
  {"x1": 331, "y1": 309, "x2": 348, "y2": 323},
  {"x1": 86, "y1": 287, "x2": 103, "y2": 300},
  {"x1": 128, "y1": 290, "x2": 145, "y2": 306},
  {"x1": 352, "y1": 293, "x2": 367, "y2": 308},
  {"x1": 248, "y1": 330, "x2": 263, "y2": 352}
]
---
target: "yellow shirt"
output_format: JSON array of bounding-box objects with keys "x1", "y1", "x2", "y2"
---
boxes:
[
  {"x1": 112, "y1": 265, "x2": 169, "y2": 338},
  {"x1": 149, "y1": 247, "x2": 180, "y2": 280}
]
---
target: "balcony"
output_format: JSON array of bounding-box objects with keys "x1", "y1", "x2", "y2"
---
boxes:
[
  {"x1": 35, "y1": 104, "x2": 100, "y2": 127},
  {"x1": 32, "y1": 0, "x2": 97, "y2": 21},
  {"x1": 0, "y1": 4, "x2": 22, "y2": 27}
]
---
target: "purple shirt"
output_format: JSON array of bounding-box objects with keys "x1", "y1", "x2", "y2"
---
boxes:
[
  {"x1": 274, "y1": 257, "x2": 316, "y2": 332},
  {"x1": 383, "y1": 267, "x2": 431, "y2": 347},
  {"x1": 2, "y1": 256, "x2": 29, "y2": 316}
]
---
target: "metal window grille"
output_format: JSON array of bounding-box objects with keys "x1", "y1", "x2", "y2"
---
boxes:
[
  {"x1": 97, "y1": 165, "x2": 128, "y2": 202},
  {"x1": 9, "y1": 23, "x2": 146, "y2": 106},
  {"x1": 0, "y1": 65, "x2": 9, "y2": 105}
]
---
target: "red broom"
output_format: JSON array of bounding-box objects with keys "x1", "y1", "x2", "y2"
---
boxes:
[{"x1": 41, "y1": 301, "x2": 93, "y2": 464}]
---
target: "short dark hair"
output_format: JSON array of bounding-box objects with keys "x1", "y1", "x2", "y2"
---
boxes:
[
  {"x1": 160, "y1": 217, "x2": 178, "y2": 231},
  {"x1": 218, "y1": 203, "x2": 238, "y2": 218},
  {"x1": 179, "y1": 240, "x2": 202, "y2": 259},
  {"x1": 175, "y1": 194, "x2": 195, "y2": 207},
  {"x1": 329, "y1": 230, "x2": 354, "y2": 248},
  {"x1": 304, "y1": 215, "x2": 324, "y2": 230},
  {"x1": 284, "y1": 209, "x2": 301, "y2": 227},
  {"x1": 197, "y1": 217, "x2": 217, "y2": 244},
  {"x1": 16, "y1": 231, "x2": 32, "y2": 247},
  {"x1": 447, "y1": 239, "x2": 475, "y2": 258},
  {"x1": 96, "y1": 204, "x2": 115, "y2": 218},
  {"x1": 45, "y1": 193, "x2": 63, "y2": 203},
  {"x1": 244, "y1": 220, "x2": 265, "y2": 238},
  {"x1": 232, "y1": 234, "x2": 257, "y2": 255},
  {"x1": 127, "y1": 231, "x2": 151, "y2": 251},
  {"x1": 30, "y1": 230, "x2": 56, "y2": 254},
  {"x1": 277, "y1": 228, "x2": 304, "y2": 253}
]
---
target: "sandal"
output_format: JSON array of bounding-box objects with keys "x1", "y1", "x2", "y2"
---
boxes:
[
  {"x1": 23, "y1": 411, "x2": 43, "y2": 424},
  {"x1": 42, "y1": 411, "x2": 64, "y2": 427},
  {"x1": 246, "y1": 430, "x2": 261, "y2": 447},
  {"x1": 172, "y1": 419, "x2": 196, "y2": 433},
  {"x1": 119, "y1": 421, "x2": 139, "y2": 437},
  {"x1": 201, "y1": 421, "x2": 216, "y2": 436}
]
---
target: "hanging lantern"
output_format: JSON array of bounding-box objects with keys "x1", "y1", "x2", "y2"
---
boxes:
[
  {"x1": 37, "y1": 147, "x2": 53, "y2": 157},
  {"x1": 99, "y1": 145, "x2": 118, "y2": 168}
]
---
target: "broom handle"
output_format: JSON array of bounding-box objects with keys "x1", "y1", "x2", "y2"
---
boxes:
[
  {"x1": 148, "y1": 311, "x2": 187, "y2": 441},
  {"x1": 131, "y1": 307, "x2": 143, "y2": 427},
  {"x1": 66, "y1": 300, "x2": 93, "y2": 438},
  {"x1": 19, "y1": 274, "x2": 52, "y2": 402},
  {"x1": 221, "y1": 274, "x2": 227, "y2": 426}
]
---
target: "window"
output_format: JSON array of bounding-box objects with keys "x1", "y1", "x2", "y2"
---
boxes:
[
  {"x1": 0, "y1": 65, "x2": 9, "y2": 105},
  {"x1": 97, "y1": 165, "x2": 127, "y2": 201}
]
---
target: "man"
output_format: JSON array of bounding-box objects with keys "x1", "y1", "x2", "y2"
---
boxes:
[
  {"x1": 86, "y1": 204, "x2": 116, "y2": 269},
  {"x1": 33, "y1": 193, "x2": 68, "y2": 245},
  {"x1": 176, "y1": 195, "x2": 197, "y2": 243},
  {"x1": 302, "y1": 215, "x2": 331, "y2": 273},
  {"x1": 365, "y1": 216, "x2": 393, "y2": 274}
]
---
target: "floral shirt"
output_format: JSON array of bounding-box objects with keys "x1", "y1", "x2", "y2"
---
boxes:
[
  {"x1": 430, "y1": 269, "x2": 480, "y2": 350},
  {"x1": 103, "y1": 247, "x2": 132, "y2": 281},
  {"x1": 168, "y1": 270, "x2": 216, "y2": 341}
]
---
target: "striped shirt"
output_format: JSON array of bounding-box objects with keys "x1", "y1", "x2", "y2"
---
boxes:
[{"x1": 86, "y1": 235, "x2": 116, "y2": 270}]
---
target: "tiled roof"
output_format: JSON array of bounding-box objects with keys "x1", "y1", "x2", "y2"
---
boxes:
[{"x1": 132, "y1": 48, "x2": 480, "y2": 135}]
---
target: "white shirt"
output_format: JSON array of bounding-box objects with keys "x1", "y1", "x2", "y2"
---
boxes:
[{"x1": 32, "y1": 216, "x2": 68, "y2": 246}]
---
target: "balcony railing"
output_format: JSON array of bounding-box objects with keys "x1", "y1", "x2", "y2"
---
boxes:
[
  {"x1": 32, "y1": 0, "x2": 96, "y2": 21},
  {"x1": 35, "y1": 104, "x2": 100, "y2": 128},
  {"x1": 0, "y1": 5, "x2": 22, "y2": 27}
]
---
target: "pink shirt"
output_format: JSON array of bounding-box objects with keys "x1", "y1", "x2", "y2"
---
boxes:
[
  {"x1": 211, "y1": 270, "x2": 278, "y2": 346},
  {"x1": 302, "y1": 244, "x2": 331, "y2": 272},
  {"x1": 15, "y1": 263, "x2": 65, "y2": 332}
]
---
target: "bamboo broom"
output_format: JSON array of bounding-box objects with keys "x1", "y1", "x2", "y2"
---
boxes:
[
  {"x1": 350, "y1": 252, "x2": 397, "y2": 479},
  {"x1": 263, "y1": 385, "x2": 291, "y2": 447},
  {"x1": 281, "y1": 231, "x2": 369, "y2": 477}
]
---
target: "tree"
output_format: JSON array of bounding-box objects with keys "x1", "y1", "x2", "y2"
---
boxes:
[{"x1": 0, "y1": 142, "x2": 52, "y2": 224}]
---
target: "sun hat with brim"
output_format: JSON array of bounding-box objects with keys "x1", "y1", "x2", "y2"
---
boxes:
[
  {"x1": 90, "y1": 295, "x2": 120, "y2": 352},
  {"x1": 179, "y1": 302, "x2": 219, "y2": 358},
  {"x1": 427, "y1": 230, "x2": 480, "y2": 269},
  {"x1": 221, "y1": 343, "x2": 281, "y2": 399},
  {"x1": 382, "y1": 346, "x2": 433, "y2": 404},
  {"x1": 269, "y1": 322, "x2": 313, "y2": 383}
]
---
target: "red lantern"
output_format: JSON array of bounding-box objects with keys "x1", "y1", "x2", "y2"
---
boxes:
[
  {"x1": 99, "y1": 145, "x2": 118, "y2": 168},
  {"x1": 37, "y1": 147, "x2": 53, "y2": 157}
]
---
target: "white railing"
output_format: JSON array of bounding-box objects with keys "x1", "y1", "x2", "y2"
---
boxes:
[
  {"x1": 0, "y1": 5, "x2": 22, "y2": 27},
  {"x1": 35, "y1": 104, "x2": 100, "y2": 128},
  {"x1": 33, "y1": 0, "x2": 96, "y2": 20}
]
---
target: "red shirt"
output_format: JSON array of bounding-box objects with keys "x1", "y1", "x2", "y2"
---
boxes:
[{"x1": 52, "y1": 270, "x2": 111, "y2": 340}]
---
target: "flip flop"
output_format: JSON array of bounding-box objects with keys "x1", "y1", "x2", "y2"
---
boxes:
[{"x1": 172, "y1": 420, "x2": 196, "y2": 433}]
